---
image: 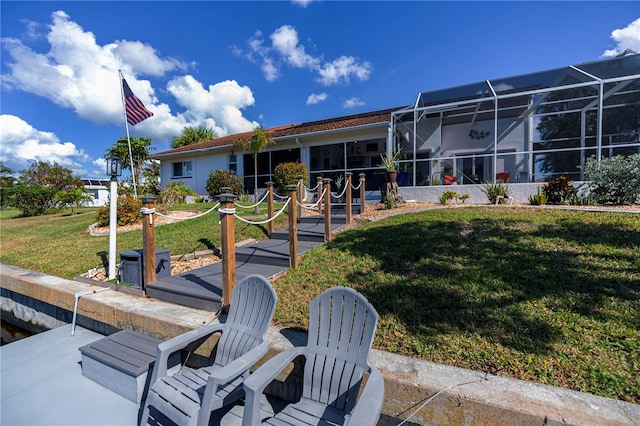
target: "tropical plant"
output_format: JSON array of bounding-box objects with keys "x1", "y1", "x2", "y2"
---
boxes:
[
  {"x1": 542, "y1": 176, "x2": 574, "y2": 204},
  {"x1": 105, "y1": 137, "x2": 154, "y2": 192},
  {"x1": 582, "y1": 154, "x2": 640, "y2": 205},
  {"x1": 140, "y1": 160, "x2": 161, "y2": 196},
  {"x1": 171, "y1": 125, "x2": 217, "y2": 149},
  {"x1": 439, "y1": 191, "x2": 458, "y2": 205},
  {"x1": 383, "y1": 191, "x2": 395, "y2": 209},
  {"x1": 459, "y1": 193, "x2": 470, "y2": 203},
  {"x1": 529, "y1": 187, "x2": 547, "y2": 205},
  {"x1": 205, "y1": 169, "x2": 244, "y2": 199},
  {"x1": 95, "y1": 195, "x2": 142, "y2": 226},
  {"x1": 482, "y1": 181, "x2": 509, "y2": 204},
  {"x1": 157, "y1": 182, "x2": 197, "y2": 213},
  {"x1": 273, "y1": 162, "x2": 308, "y2": 195},
  {"x1": 380, "y1": 149, "x2": 402, "y2": 172},
  {"x1": 54, "y1": 188, "x2": 92, "y2": 214},
  {"x1": 233, "y1": 127, "x2": 275, "y2": 212}
]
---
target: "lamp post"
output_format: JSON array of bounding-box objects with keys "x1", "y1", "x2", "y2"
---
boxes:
[{"x1": 106, "y1": 155, "x2": 122, "y2": 280}]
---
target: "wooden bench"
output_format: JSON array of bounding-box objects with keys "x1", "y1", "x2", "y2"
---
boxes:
[{"x1": 79, "y1": 329, "x2": 179, "y2": 403}]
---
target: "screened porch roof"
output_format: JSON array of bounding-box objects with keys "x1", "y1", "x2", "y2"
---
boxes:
[{"x1": 414, "y1": 54, "x2": 640, "y2": 109}]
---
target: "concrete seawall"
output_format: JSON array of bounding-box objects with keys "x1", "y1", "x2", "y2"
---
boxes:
[{"x1": 2, "y1": 263, "x2": 638, "y2": 425}]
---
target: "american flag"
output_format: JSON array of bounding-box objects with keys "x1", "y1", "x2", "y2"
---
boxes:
[{"x1": 122, "y1": 78, "x2": 153, "y2": 126}]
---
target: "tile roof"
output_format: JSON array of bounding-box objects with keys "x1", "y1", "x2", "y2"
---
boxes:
[{"x1": 153, "y1": 107, "x2": 403, "y2": 157}]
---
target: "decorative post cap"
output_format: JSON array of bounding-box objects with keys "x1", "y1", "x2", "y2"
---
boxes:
[
  {"x1": 141, "y1": 195, "x2": 157, "y2": 204},
  {"x1": 217, "y1": 192, "x2": 237, "y2": 203},
  {"x1": 285, "y1": 184, "x2": 298, "y2": 192},
  {"x1": 345, "y1": 172, "x2": 352, "y2": 177},
  {"x1": 266, "y1": 181, "x2": 274, "y2": 187},
  {"x1": 323, "y1": 178, "x2": 332, "y2": 183}
]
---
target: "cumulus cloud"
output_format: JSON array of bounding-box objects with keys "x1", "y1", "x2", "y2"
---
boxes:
[
  {"x1": 343, "y1": 97, "x2": 365, "y2": 109},
  {"x1": 602, "y1": 18, "x2": 640, "y2": 57},
  {"x1": 306, "y1": 92, "x2": 328, "y2": 105},
  {"x1": 0, "y1": 114, "x2": 91, "y2": 176},
  {"x1": 1, "y1": 10, "x2": 258, "y2": 143},
  {"x1": 235, "y1": 25, "x2": 372, "y2": 86}
]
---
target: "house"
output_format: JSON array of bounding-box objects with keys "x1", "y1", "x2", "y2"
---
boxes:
[
  {"x1": 82, "y1": 179, "x2": 110, "y2": 207},
  {"x1": 153, "y1": 54, "x2": 640, "y2": 203}
]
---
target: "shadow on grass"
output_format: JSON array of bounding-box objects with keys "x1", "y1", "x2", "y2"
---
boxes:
[{"x1": 326, "y1": 210, "x2": 640, "y2": 355}]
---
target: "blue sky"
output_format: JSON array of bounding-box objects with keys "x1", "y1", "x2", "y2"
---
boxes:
[{"x1": 1, "y1": 1, "x2": 638, "y2": 179}]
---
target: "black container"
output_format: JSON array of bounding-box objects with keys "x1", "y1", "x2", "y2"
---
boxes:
[{"x1": 119, "y1": 249, "x2": 170, "y2": 288}]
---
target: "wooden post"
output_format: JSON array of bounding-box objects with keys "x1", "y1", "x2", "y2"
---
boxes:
[
  {"x1": 286, "y1": 185, "x2": 299, "y2": 269},
  {"x1": 316, "y1": 176, "x2": 323, "y2": 214},
  {"x1": 141, "y1": 195, "x2": 157, "y2": 293},
  {"x1": 359, "y1": 173, "x2": 366, "y2": 215},
  {"x1": 218, "y1": 192, "x2": 237, "y2": 310},
  {"x1": 297, "y1": 175, "x2": 304, "y2": 222},
  {"x1": 345, "y1": 172, "x2": 352, "y2": 224},
  {"x1": 323, "y1": 178, "x2": 332, "y2": 242},
  {"x1": 266, "y1": 181, "x2": 275, "y2": 237}
]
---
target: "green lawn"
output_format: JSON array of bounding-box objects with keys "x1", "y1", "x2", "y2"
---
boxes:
[
  {"x1": 1, "y1": 205, "x2": 638, "y2": 402},
  {"x1": 273, "y1": 207, "x2": 640, "y2": 403}
]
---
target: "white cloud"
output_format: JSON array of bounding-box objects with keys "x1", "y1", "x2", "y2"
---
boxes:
[
  {"x1": 236, "y1": 25, "x2": 372, "y2": 86},
  {"x1": 167, "y1": 76, "x2": 259, "y2": 136},
  {"x1": 0, "y1": 114, "x2": 92, "y2": 176},
  {"x1": 1, "y1": 10, "x2": 258, "y2": 144},
  {"x1": 602, "y1": 18, "x2": 640, "y2": 57},
  {"x1": 343, "y1": 97, "x2": 364, "y2": 109},
  {"x1": 306, "y1": 92, "x2": 328, "y2": 105}
]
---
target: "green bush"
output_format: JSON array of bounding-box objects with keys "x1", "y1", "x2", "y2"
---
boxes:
[
  {"x1": 543, "y1": 176, "x2": 575, "y2": 204},
  {"x1": 205, "y1": 169, "x2": 244, "y2": 199},
  {"x1": 95, "y1": 195, "x2": 142, "y2": 226},
  {"x1": 6, "y1": 185, "x2": 59, "y2": 217},
  {"x1": 529, "y1": 187, "x2": 547, "y2": 205},
  {"x1": 273, "y1": 162, "x2": 308, "y2": 194},
  {"x1": 158, "y1": 182, "x2": 196, "y2": 213},
  {"x1": 583, "y1": 154, "x2": 640, "y2": 205},
  {"x1": 482, "y1": 181, "x2": 509, "y2": 204},
  {"x1": 439, "y1": 191, "x2": 458, "y2": 205}
]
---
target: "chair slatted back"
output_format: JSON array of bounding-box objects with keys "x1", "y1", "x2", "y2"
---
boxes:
[
  {"x1": 214, "y1": 275, "x2": 277, "y2": 367},
  {"x1": 302, "y1": 287, "x2": 378, "y2": 412}
]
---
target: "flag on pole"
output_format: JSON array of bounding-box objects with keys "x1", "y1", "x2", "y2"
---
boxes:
[{"x1": 122, "y1": 77, "x2": 153, "y2": 126}]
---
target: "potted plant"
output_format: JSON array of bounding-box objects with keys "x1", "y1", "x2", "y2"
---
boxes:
[{"x1": 380, "y1": 149, "x2": 402, "y2": 183}]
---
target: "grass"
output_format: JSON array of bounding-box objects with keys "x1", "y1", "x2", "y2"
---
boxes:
[
  {"x1": 273, "y1": 207, "x2": 639, "y2": 403},
  {"x1": 1, "y1": 205, "x2": 638, "y2": 402},
  {"x1": 0, "y1": 203, "x2": 287, "y2": 279}
]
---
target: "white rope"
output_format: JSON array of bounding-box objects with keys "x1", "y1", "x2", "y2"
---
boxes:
[
  {"x1": 297, "y1": 188, "x2": 326, "y2": 209},
  {"x1": 154, "y1": 203, "x2": 221, "y2": 221},
  {"x1": 351, "y1": 180, "x2": 362, "y2": 190},
  {"x1": 218, "y1": 207, "x2": 236, "y2": 215},
  {"x1": 140, "y1": 207, "x2": 156, "y2": 224},
  {"x1": 304, "y1": 182, "x2": 320, "y2": 192},
  {"x1": 236, "y1": 191, "x2": 269, "y2": 209},
  {"x1": 331, "y1": 184, "x2": 348, "y2": 199},
  {"x1": 273, "y1": 191, "x2": 289, "y2": 200},
  {"x1": 233, "y1": 197, "x2": 291, "y2": 225}
]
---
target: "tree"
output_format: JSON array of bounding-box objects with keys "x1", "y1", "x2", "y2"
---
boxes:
[
  {"x1": 234, "y1": 127, "x2": 274, "y2": 212},
  {"x1": 54, "y1": 188, "x2": 92, "y2": 215},
  {"x1": 106, "y1": 137, "x2": 154, "y2": 191},
  {"x1": 171, "y1": 125, "x2": 216, "y2": 149},
  {"x1": 20, "y1": 160, "x2": 82, "y2": 192},
  {"x1": 141, "y1": 160, "x2": 161, "y2": 196},
  {"x1": 0, "y1": 163, "x2": 16, "y2": 208}
]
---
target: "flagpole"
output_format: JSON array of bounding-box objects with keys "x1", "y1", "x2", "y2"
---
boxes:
[{"x1": 118, "y1": 70, "x2": 138, "y2": 198}]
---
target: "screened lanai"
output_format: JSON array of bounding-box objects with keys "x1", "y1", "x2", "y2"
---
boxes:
[{"x1": 390, "y1": 54, "x2": 640, "y2": 186}]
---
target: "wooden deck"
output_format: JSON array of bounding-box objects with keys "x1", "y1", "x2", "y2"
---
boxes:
[{"x1": 145, "y1": 207, "x2": 360, "y2": 311}]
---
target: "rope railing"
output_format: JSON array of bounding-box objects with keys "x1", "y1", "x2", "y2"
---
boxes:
[
  {"x1": 303, "y1": 182, "x2": 321, "y2": 192},
  {"x1": 297, "y1": 188, "x2": 326, "y2": 209},
  {"x1": 351, "y1": 179, "x2": 363, "y2": 190},
  {"x1": 235, "y1": 191, "x2": 269, "y2": 209},
  {"x1": 151, "y1": 203, "x2": 221, "y2": 221},
  {"x1": 233, "y1": 197, "x2": 291, "y2": 225},
  {"x1": 273, "y1": 191, "x2": 289, "y2": 200},
  {"x1": 330, "y1": 184, "x2": 348, "y2": 200}
]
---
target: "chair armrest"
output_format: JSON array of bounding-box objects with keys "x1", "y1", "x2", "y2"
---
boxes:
[
  {"x1": 207, "y1": 340, "x2": 271, "y2": 387},
  {"x1": 150, "y1": 322, "x2": 223, "y2": 384},
  {"x1": 241, "y1": 347, "x2": 306, "y2": 426},
  {"x1": 346, "y1": 365, "x2": 385, "y2": 426}
]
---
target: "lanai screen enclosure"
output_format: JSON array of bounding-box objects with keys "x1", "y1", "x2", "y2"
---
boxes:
[{"x1": 390, "y1": 54, "x2": 640, "y2": 186}]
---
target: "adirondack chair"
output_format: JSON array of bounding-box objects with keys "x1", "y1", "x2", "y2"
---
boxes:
[
  {"x1": 241, "y1": 286, "x2": 384, "y2": 426},
  {"x1": 139, "y1": 274, "x2": 277, "y2": 426}
]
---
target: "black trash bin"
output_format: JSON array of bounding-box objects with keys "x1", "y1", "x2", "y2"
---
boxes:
[{"x1": 119, "y1": 249, "x2": 171, "y2": 288}]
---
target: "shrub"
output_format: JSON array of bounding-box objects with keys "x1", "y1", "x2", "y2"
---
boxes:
[
  {"x1": 482, "y1": 182, "x2": 509, "y2": 204},
  {"x1": 158, "y1": 182, "x2": 196, "y2": 213},
  {"x1": 95, "y1": 195, "x2": 142, "y2": 226},
  {"x1": 383, "y1": 191, "x2": 395, "y2": 209},
  {"x1": 206, "y1": 169, "x2": 244, "y2": 199},
  {"x1": 543, "y1": 176, "x2": 575, "y2": 204},
  {"x1": 6, "y1": 185, "x2": 59, "y2": 217},
  {"x1": 583, "y1": 154, "x2": 640, "y2": 205},
  {"x1": 529, "y1": 187, "x2": 547, "y2": 205},
  {"x1": 273, "y1": 162, "x2": 308, "y2": 194},
  {"x1": 439, "y1": 191, "x2": 458, "y2": 205}
]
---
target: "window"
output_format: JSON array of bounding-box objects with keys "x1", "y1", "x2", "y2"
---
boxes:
[
  {"x1": 172, "y1": 161, "x2": 192, "y2": 178},
  {"x1": 228, "y1": 155, "x2": 237, "y2": 174}
]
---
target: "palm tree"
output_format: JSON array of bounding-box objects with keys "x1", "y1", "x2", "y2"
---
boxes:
[
  {"x1": 234, "y1": 127, "x2": 274, "y2": 213},
  {"x1": 171, "y1": 126, "x2": 216, "y2": 148}
]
